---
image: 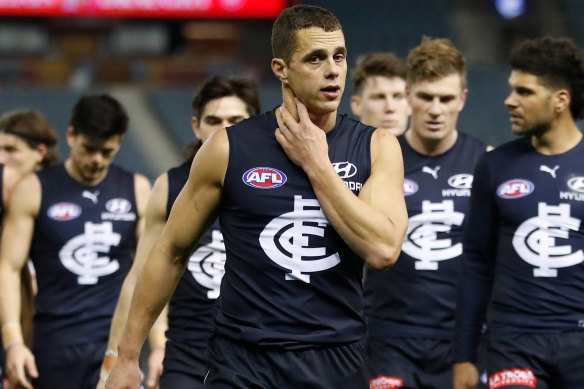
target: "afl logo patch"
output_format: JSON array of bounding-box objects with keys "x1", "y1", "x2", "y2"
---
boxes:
[
  {"x1": 48, "y1": 202, "x2": 82, "y2": 221},
  {"x1": 448, "y1": 174, "x2": 474, "y2": 189},
  {"x1": 243, "y1": 167, "x2": 287, "y2": 189},
  {"x1": 403, "y1": 179, "x2": 418, "y2": 196},
  {"x1": 497, "y1": 179, "x2": 534, "y2": 199},
  {"x1": 567, "y1": 177, "x2": 584, "y2": 193}
]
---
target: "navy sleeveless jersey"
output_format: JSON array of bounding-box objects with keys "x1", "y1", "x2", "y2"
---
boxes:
[
  {"x1": 366, "y1": 133, "x2": 486, "y2": 340},
  {"x1": 30, "y1": 164, "x2": 137, "y2": 349},
  {"x1": 456, "y1": 137, "x2": 584, "y2": 360},
  {"x1": 214, "y1": 110, "x2": 374, "y2": 349},
  {"x1": 166, "y1": 161, "x2": 224, "y2": 345}
]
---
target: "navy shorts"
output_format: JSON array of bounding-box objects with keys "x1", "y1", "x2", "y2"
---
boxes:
[
  {"x1": 160, "y1": 340, "x2": 207, "y2": 389},
  {"x1": 32, "y1": 341, "x2": 106, "y2": 389},
  {"x1": 487, "y1": 331, "x2": 584, "y2": 389},
  {"x1": 205, "y1": 334, "x2": 367, "y2": 389},
  {"x1": 367, "y1": 335, "x2": 489, "y2": 389},
  {"x1": 367, "y1": 336, "x2": 454, "y2": 389}
]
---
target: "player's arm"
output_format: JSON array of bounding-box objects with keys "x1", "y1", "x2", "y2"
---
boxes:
[
  {"x1": 2, "y1": 165, "x2": 21, "y2": 209},
  {"x1": 133, "y1": 173, "x2": 152, "y2": 240},
  {"x1": 453, "y1": 157, "x2": 497, "y2": 389},
  {"x1": 105, "y1": 130, "x2": 227, "y2": 389},
  {"x1": 0, "y1": 174, "x2": 41, "y2": 389},
  {"x1": 97, "y1": 173, "x2": 166, "y2": 388},
  {"x1": 277, "y1": 100, "x2": 408, "y2": 269}
]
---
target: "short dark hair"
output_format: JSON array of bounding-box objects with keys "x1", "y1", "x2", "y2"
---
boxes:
[
  {"x1": 510, "y1": 36, "x2": 584, "y2": 119},
  {"x1": 70, "y1": 94, "x2": 129, "y2": 139},
  {"x1": 271, "y1": 5, "x2": 342, "y2": 64},
  {"x1": 0, "y1": 109, "x2": 59, "y2": 167},
  {"x1": 352, "y1": 53, "x2": 406, "y2": 95},
  {"x1": 185, "y1": 75, "x2": 260, "y2": 161},
  {"x1": 407, "y1": 37, "x2": 467, "y2": 89},
  {"x1": 192, "y1": 75, "x2": 260, "y2": 120}
]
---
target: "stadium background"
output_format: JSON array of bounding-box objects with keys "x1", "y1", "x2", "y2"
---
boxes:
[{"x1": 1, "y1": 0, "x2": 583, "y2": 182}]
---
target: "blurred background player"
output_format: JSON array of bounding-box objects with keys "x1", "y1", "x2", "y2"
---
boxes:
[
  {"x1": 0, "y1": 109, "x2": 59, "y2": 388},
  {"x1": 454, "y1": 36, "x2": 584, "y2": 389},
  {"x1": 350, "y1": 52, "x2": 410, "y2": 136},
  {"x1": 0, "y1": 94, "x2": 151, "y2": 389},
  {"x1": 98, "y1": 74, "x2": 260, "y2": 389},
  {"x1": 106, "y1": 5, "x2": 407, "y2": 388},
  {"x1": 365, "y1": 37, "x2": 488, "y2": 389}
]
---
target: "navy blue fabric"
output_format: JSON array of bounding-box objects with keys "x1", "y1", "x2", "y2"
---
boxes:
[
  {"x1": 366, "y1": 133, "x2": 486, "y2": 340},
  {"x1": 205, "y1": 334, "x2": 367, "y2": 389},
  {"x1": 456, "y1": 137, "x2": 584, "y2": 362},
  {"x1": 160, "y1": 341, "x2": 207, "y2": 389},
  {"x1": 32, "y1": 341, "x2": 106, "y2": 389},
  {"x1": 30, "y1": 164, "x2": 137, "y2": 349},
  {"x1": 215, "y1": 110, "x2": 374, "y2": 348}
]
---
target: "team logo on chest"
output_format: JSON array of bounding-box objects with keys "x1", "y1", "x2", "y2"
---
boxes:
[
  {"x1": 59, "y1": 222, "x2": 121, "y2": 284},
  {"x1": 497, "y1": 179, "x2": 534, "y2": 199},
  {"x1": 259, "y1": 195, "x2": 340, "y2": 283},
  {"x1": 512, "y1": 202, "x2": 583, "y2": 277},
  {"x1": 188, "y1": 229, "x2": 225, "y2": 299},
  {"x1": 243, "y1": 167, "x2": 287, "y2": 189},
  {"x1": 402, "y1": 200, "x2": 465, "y2": 269},
  {"x1": 47, "y1": 202, "x2": 82, "y2": 221}
]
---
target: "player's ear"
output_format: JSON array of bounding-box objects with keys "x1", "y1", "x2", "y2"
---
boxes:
[
  {"x1": 191, "y1": 117, "x2": 201, "y2": 140},
  {"x1": 271, "y1": 58, "x2": 289, "y2": 86},
  {"x1": 350, "y1": 95, "x2": 361, "y2": 117},
  {"x1": 554, "y1": 89, "x2": 570, "y2": 114}
]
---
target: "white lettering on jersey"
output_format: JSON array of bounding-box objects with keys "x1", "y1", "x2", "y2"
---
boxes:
[
  {"x1": 402, "y1": 200, "x2": 465, "y2": 270},
  {"x1": 539, "y1": 164, "x2": 559, "y2": 178},
  {"x1": 259, "y1": 195, "x2": 341, "y2": 283},
  {"x1": 422, "y1": 166, "x2": 440, "y2": 179},
  {"x1": 512, "y1": 203, "x2": 583, "y2": 277},
  {"x1": 188, "y1": 229, "x2": 225, "y2": 299},
  {"x1": 59, "y1": 222, "x2": 121, "y2": 285}
]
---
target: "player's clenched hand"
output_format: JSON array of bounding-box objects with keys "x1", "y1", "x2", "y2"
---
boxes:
[
  {"x1": 5, "y1": 342, "x2": 37, "y2": 389},
  {"x1": 275, "y1": 98, "x2": 329, "y2": 172},
  {"x1": 454, "y1": 362, "x2": 479, "y2": 389},
  {"x1": 105, "y1": 358, "x2": 142, "y2": 389},
  {"x1": 145, "y1": 348, "x2": 164, "y2": 389}
]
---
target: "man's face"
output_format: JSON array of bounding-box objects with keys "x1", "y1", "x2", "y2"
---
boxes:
[
  {"x1": 283, "y1": 27, "x2": 347, "y2": 115},
  {"x1": 0, "y1": 133, "x2": 42, "y2": 175},
  {"x1": 351, "y1": 75, "x2": 410, "y2": 135},
  {"x1": 504, "y1": 70, "x2": 556, "y2": 136},
  {"x1": 67, "y1": 131, "x2": 122, "y2": 184},
  {"x1": 193, "y1": 96, "x2": 251, "y2": 143},
  {"x1": 407, "y1": 73, "x2": 466, "y2": 141}
]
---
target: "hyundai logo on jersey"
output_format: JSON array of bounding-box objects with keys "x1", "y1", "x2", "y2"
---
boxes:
[
  {"x1": 448, "y1": 174, "x2": 474, "y2": 189},
  {"x1": 243, "y1": 167, "x2": 287, "y2": 189},
  {"x1": 403, "y1": 179, "x2": 419, "y2": 196},
  {"x1": 497, "y1": 179, "x2": 535, "y2": 199},
  {"x1": 105, "y1": 198, "x2": 132, "y2": 214},
  {"x1": 47, "y1": 202, "x2": 82, "y2": 221},
  {"x1": 567, "y1": 177, "x2": 584, "y2": 193},
  {"x1": 332, "y1": 162, "x2": 357, "y2": 179}
]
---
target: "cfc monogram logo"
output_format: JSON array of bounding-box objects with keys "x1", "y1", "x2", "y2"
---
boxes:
[
  {"x1": 188, "y1": 229, "x2": 226, "y2": 299},
  {"x1": 402, "y1": 200, "x2": 465, "y2": 270},
  {"x1": 59, "y1": 222, "x2": 121, "y2": 284},
  {"x1": 513, "y1": 202, "x2": 583, "y2": 277},
  {"x1": 259, "y1": 195, "x2": 341, "y2": 283}
]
